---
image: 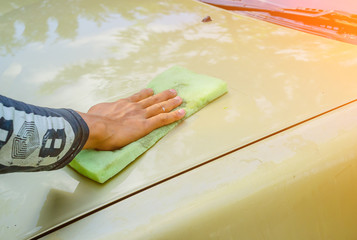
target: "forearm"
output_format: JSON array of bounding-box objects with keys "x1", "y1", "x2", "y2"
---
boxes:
[
  {"x1": 0, "y1": 88, "x2": 185, "y2": 173},
  {"x1": 0, "y1": 95, "x2": 89, "y2": 173}
]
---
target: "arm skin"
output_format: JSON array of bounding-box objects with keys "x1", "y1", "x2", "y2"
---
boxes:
[{"x1": 77, "y1": 88, "x2": 186, "y2": 151}]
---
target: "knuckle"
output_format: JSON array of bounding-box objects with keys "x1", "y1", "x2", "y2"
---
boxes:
[
  {"x1": 164, "y1": 90, "x2": 174, "y2": 98},
  {"x1": 127, "y1": 105, "x2": 141, "y2": 114},
  {"x1": 169, "y1": 99, "x2": 180, "y2": 108},
  {"x1": 172, "y1": 112, "x2": 180, "y2": 121},
  {"x1": 145, "y1": 88, "x2": 154, "y2": 95},
  {"x1": 151, "y1": 95, "x2": 160, "y2": 103},
  {"x1": 143, "y1": 120, "x2": 154, "y2": 132},
  {"x1": 160, "y1": 114, "x2": 170, "y2": 124},
  {"x1": 114, "y1": 101, "x2": 125, "y2": 108}
]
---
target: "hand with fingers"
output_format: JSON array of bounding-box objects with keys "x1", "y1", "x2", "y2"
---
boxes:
[{"x1": 78, "y1": 88, "x2": 186, "y2": 151}]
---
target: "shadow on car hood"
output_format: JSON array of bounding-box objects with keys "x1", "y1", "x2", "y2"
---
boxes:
[{"x1": 1, "y1": 0, "x2": 357, "y2": 239}]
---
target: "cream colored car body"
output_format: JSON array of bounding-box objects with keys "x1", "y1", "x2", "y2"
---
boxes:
[{"x1": 1, "y1": 0, "x2": 357, "y2": 239}]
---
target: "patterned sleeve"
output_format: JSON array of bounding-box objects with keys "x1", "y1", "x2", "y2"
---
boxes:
[{"x1": 0, "y1": 95, "x2": 89, "y2": 173}]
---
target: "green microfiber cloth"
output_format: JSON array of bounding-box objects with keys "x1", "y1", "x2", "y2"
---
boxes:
[{"x1": 69, "y1": 66, "x2": 228, "y2": 183}]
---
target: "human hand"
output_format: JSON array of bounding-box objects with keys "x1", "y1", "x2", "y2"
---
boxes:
[{"x1": 78, "y1": 88, "x2": 185, "y2": 151}]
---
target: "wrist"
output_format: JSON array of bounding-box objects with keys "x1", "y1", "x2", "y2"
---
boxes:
[{"x1": 77, "y1": 112, "x2": 106, "y2": 150}]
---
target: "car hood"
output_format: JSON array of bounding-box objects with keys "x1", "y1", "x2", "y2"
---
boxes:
[{"x1": 1, "y1": 0, "x2": 357, "y2": 239}]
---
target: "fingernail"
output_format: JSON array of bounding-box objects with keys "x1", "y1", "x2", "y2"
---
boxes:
[
  {"x1": 174, "y1": 96, "x2": 182, "y2": 102},
  {"x1": 169, "y1": 89, "x2": 177, "y2": 94},
  {"x1": 178, "y1": 109, "x2": 186, "y2": 116}
]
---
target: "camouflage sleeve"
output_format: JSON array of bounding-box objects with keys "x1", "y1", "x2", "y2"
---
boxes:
[{"x1": 0, "y1": 95, "x2": 89, "y2": 173}]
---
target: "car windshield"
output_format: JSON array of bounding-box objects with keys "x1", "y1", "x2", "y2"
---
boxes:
[{"x1": 200, "y1": 0, "x2": 357, "y2": 45}]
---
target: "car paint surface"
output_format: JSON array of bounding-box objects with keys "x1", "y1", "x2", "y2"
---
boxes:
[
  {"x1": 1, "y1": 0, "x2": 357, "y2": 239},
  {"x1": 43, "y1": 95, "x2": 357, "y2": 240}
]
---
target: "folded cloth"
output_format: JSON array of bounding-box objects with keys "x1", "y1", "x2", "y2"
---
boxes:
[{"x1": 69, "y1": 66, "x2": 228, "y2": 183}]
